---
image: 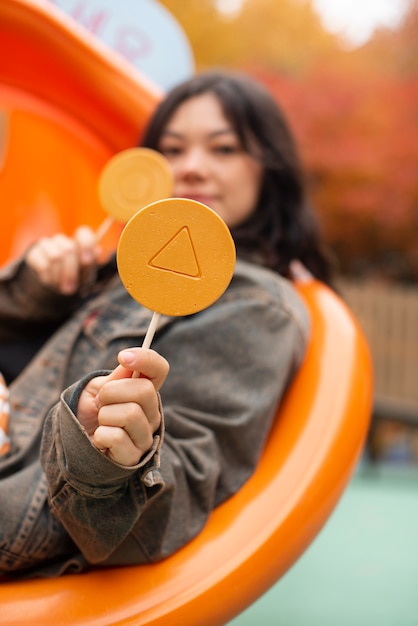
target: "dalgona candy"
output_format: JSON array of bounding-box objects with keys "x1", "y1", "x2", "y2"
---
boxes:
[{"x1": 117, "y1": 198, "x2": 236, "y2": 317}]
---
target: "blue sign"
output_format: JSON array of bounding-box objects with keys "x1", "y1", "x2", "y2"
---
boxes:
[{"x1": 48, "y1": 0, "x2": 195, "y2": 90}]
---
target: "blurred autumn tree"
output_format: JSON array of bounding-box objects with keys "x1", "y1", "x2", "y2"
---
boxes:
[
  {"x1": 255, "y1": 68, "x2": 418, "y2": 280},
  {"x1": 160, "y1": 0, "x2": 339, "y2": 73},
  {"x1": 158, "y1": 0, "x2": 418, "y2": 282},
  {"x1": 351, "y1": 0, "x2": 418, "y2": 78}
]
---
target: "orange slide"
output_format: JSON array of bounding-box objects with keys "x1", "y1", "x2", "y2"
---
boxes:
[
  {"x1": 0, "y1": 0, "x2": 161, "y2": 262},
  {"x1": 0, "y1": 2, "x2": 373, "y2": 625}
]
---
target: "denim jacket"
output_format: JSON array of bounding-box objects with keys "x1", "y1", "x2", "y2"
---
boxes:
[{"x1": 0, "y1": 256, "x2": 309, "y2": 577}]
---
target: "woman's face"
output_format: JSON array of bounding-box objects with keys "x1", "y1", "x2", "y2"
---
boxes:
[{"x1": 158, "y1": 93, "x2": 263, "y2": 228}]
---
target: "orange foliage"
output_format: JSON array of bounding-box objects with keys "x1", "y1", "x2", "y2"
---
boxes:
[
  {"x1": 159, "y1": 0, "x2": 418, "y2": 280},
  {"x1": 355, "y1": 0, "x2": 418, "y2": 78},
  {"x1": 252, "y1": 68, "x2": 418, "y2": 279},
  {"x1": 159, "y1": 0, "x2": 340, "y2": 73}
]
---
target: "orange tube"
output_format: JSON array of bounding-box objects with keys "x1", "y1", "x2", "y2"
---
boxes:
[
  {"x1": 0, "y1": 278, "x2": 373, "y2": 625},
  {"x1": 0, "y1": 0, "x2": 161, "y2": 264},
  {"x1": 0, "y1": 2, "x2": 373, "y2": 623}
]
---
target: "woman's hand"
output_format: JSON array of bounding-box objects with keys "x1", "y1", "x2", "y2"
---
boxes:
[
  {"x1": 77, "y1": 348, "x2": 170, "y2": 467},
  {"x1": 25, "y1": 226, "x2": 99, "y2": 294}
]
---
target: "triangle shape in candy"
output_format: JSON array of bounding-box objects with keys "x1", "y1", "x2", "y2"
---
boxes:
[{"x1": 149, "y1": 226, "x2": 201, "y2": 278}]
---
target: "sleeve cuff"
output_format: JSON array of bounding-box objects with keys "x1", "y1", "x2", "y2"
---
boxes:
[{"x1": 55, "y1": 375, "x2": 165, "y2": 495}]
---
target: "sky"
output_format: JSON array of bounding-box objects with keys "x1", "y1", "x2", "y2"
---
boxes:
[{"x1": 312, "y1": 0, "x2": 411, "y2": 47}]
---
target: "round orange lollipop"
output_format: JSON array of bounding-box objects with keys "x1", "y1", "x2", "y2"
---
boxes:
[
  {"x1": 117, "y1": 198, "x2": 236, "y2": 319},
  {"x1": 96, "y1": 147, "x2": 173, "y2": 240}
]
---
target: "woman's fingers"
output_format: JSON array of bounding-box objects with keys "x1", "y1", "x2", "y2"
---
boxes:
[
  {"x1": 93, "y1": 423, "x2": 151, "y2": 467},
  {"x1": 51, "y1": 236, "x2": 82, "y2": 293},
  {"x1": 26, "y1": 235, "x2": 76, "y2": 292},
  {"x1": 93, "y1": 379, "x2": 160, "y2": 465},
  {"x1": 78, "y1": 348, "x2": 169, "y2": 466},
  {"x1": 74, "y1": 225, "x2": 100, "y2": 266},
  {"x1": 96, "y1": 377, "x2": 162, "y2": 434},
  {"x1": 94, "y1": 399, "x2": 155, "y2": 465},
  {"x1": 116, "y1": 348, "x2": 170, "y2": 391},
  {"x1": 25, "y1": 227, "x2": 99, "y2": 294}
]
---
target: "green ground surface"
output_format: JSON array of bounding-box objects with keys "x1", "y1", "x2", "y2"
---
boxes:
[{"x1": 228, "y1": 462, "x2": 418, "y2": 626}]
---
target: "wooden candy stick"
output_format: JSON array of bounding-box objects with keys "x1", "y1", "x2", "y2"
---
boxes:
[
  {"x1": 132, "y1": 311, "x2": 161, "y2": 378},
  {"x1": 96, "y1": 147, "x2": 173, "y2": 241},
  {"x1": 117, "y1": 197, "x2": 236, "y2": 363}
]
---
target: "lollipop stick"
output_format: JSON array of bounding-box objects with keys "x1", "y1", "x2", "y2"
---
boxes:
[
  {"x1": 95, "y1": 215, "x2": 114, "y2": 242},
  {"x1": 142, "y1": 311, "x2": 161, "y2": 349},
  {"x1": 132, "y1": 311, "x2": 161, "y2": 378}
]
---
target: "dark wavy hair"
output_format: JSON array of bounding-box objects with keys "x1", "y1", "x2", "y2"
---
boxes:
[{"x1": 141, "y1": 70, "x2": 334, "y2": 285}]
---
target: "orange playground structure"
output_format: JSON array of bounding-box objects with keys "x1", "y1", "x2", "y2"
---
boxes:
[{"x1": 0, "y1": 1, "x2": 373, "y2": 624}]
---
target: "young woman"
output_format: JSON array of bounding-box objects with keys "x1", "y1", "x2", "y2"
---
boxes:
[{"x1": 0, "y1": 70, "x2": 332, "y2": 577}]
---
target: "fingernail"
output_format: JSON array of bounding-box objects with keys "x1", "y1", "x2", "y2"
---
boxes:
[
  {"x1": 62, "y1": 282, "x2": 77, "y2": 294},
  {"x1": 81, "y1": 250, "x2": 94, "y2": 264},
  {"x1": 120, "y1": 350, "x2": 135, "y2": 364}
]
